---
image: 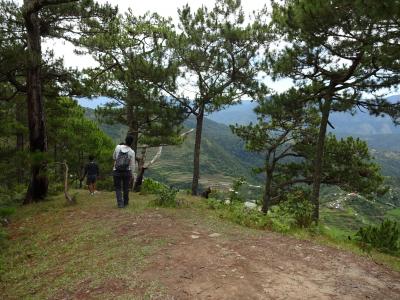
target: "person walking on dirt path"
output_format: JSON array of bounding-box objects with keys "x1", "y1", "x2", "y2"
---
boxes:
[
  {"x1": 113, "y1": 135, "x2": 136, "y2": 208},
  {"x1": 82, "y1": 155, "x2": 99, "y2": 195}
]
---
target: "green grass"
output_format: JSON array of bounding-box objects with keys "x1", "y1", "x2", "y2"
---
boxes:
[
  {"x1": 386, "y1": 208, "x2": 400, "y2": 221},
  {"x1": 202, "y1": 199, "x2": 400, "y2": 272},
  {"x1": 1, "y1": 189, "x2": 399, "y2": 300},
  {"x1": 0, "y1": 190, "x2": 166, "y2": 299}
]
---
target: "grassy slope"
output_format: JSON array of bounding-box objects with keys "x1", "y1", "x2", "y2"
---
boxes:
[
  {"x1": 319, "y1": 184, "x2": 400, "y2": 236},
  {"x1": 84, "y1": 108, "x2": 264, "y2": 189},
  {"x1": 0, "y1": 191, "x2": 165, "y2": 299},
  {"x1": 147, "y1": 117, "x2": 263, "y2": 189},
  {"x1": 83, "y1": 108, "x2": 399, "y2": 235},
  {"x1": 1, "y1": 190, "x2": 399, "y2": 300}
]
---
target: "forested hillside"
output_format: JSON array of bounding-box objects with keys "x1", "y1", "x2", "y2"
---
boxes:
[
  {"x1": 85, "y1": 108, "x2": 264, "y2": 188},
  {"x1": 1, "y1": 1, "x2": 400, "y2": 298}
]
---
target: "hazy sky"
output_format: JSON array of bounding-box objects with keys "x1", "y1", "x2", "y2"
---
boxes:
[
  {"x1": 14, "y1": 0, "x2": 292, "y2": 95},
  {"x1": 48, "y1": 0, "x2": 271, "y2": 68},
  {"x1": 45, "y1": 0, "x2": 291, "y2": 95},
  {"x1": 96, "y1": 0, "x2": 269, "y2": 17}
]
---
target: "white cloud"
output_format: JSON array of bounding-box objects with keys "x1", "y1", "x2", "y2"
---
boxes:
[
  {"x1": 16, "y1": 0, "x2": 292, "y2": 94},
  {"x1": 97, "y1": 0, "x2": 269, "y2": 18}
]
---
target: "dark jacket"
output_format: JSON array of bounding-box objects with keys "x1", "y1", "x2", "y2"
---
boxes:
[{"x1": 84, "y1": 161, "x2": 99, "y2": 177}]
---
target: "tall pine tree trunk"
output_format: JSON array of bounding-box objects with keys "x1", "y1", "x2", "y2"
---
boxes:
[
  {"x1": 126, "y1": 98, "x2": 142, "y2": 191},
  {"x1": 23, "y1": 2, "x2": 48, "y2": 203},
  {"x1": 191, "y1": 107, "x2": 204, "y2": 195},
  {"x1": 311, "y1": 97, "x2": 332, "y2": 222},
  {"x1": 262, "y1": 151, "x2": 274, "y2": 213},
  {"x1": 126, "y1": 106, "x2": 139, "y2": 153},
  {"x1": 16, "y1": 99, "x2": 25, "y2": 184},
  {"x1": 133, "y1": 147, "x2": 146, "y2": 192}
]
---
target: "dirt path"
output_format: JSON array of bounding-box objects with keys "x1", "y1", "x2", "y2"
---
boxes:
[
  {"x1": 130, "y1": 211, "x2": 400, "y2": 299},
  {"x1": 3, "y1": 194, "x2": 400, "y2": 299}
]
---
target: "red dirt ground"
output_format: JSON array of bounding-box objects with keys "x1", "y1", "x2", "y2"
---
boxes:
[{"x1": 132, "y1": 211, "x2": 400, "y2": 299}]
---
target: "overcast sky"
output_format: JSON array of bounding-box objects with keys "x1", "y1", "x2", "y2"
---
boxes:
[
  {"x1": 96, "y1": 0, "x2": 268, "y2": 18},
  {"x1": 48, "y1": 0, "x2": 272, "y2": 68},
  {"x1": 14, "y1": 0, "x2": 292, "y2": 97}
]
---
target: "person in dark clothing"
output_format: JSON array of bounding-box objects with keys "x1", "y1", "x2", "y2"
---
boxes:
[
  {"x1": 82, "y1": 155, "x2": 99, "y2": 195},
  {"x1": 113, "y1": 136, "x2": 136, "y2": 208}
]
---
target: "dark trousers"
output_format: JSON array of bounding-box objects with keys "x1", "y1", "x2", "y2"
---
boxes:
[{"x1": 113, "y1": 171, "x2": 131, "y2": 207}]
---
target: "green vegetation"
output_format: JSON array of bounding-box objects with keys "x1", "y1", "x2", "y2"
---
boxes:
[
  {"x1": 142, "y1": 178, "x2": 180, "y2": 208},
  {"x1": 0, "y1": 191, "x2": 168, "y2": 299},
  {"x1": 1, "y1": 190, "x2": 400, "y2": 299},
  {"x1": 270, "y1": 0, "x2": 400, "y2": 221},
  {"x1": 356, "y1": 220, "x2": 400, "y2": 255},
  {"x1": 141, "y1": 178, "x2": 169, "y2": 195},
  {"x1": 0, "y1": 0, "x2": 400, "y2": 296},
  {"x1": 152, "y1": 187, "x2": 179, "y2": 208}
]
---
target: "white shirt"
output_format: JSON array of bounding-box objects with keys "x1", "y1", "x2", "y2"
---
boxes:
[{"x1": 113, "y1": 144, "x2": 136, "y2": 176}]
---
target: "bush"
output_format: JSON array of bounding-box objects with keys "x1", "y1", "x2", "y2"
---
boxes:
[
  {"x1": 207, "y1": 199, "x2": 270, "y2": 229},
  {"x1": 267, "y1": 205, "x2": 296, "y2": 233},
  {"x1": 268, "y1": 189, "x2": 314, "y2": 232},
  {"x1": 208, "y1": 189, "x2": 228, "y2": 202},
  {"x1": 207, "y1": 198, "x2": 225, "y2": 210},
  {"x1": 355, "y1": 219, "x2": 399, "y2": 255},
  {"x1": 224, "y1": 202, "x2": 270, "y2": 229},
  {"x1": 153, "y1": 186, "x2": 179, "y2": 208},
  {"x1": 0, "y1": 207, "x2": 16, "y2": 219},
  {"x1": 96, "y1": 176, "x2": 114, "y2": 191},
  {"x1": 47, "y1": 183, "x2": 64, "y2": 196},
  {"x1": 141, "y1": 178, "x2": 168, "y2": 195},
  {"x1": 229, "y1": 177, "x2": 246, "y2": 203},
  {"x1": 0, "y1": 207, "x2": 13, "y2": 249}
]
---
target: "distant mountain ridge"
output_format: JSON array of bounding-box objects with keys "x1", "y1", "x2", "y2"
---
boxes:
[
  {"x1": 78, "y1": 95, "x2": 400, "y2": 136},
  {"x1": 84, "y1": 108, "x2": 264, "y2": 189},
  {"x1": 208, "y1": 95, "x2": 400, "y2": 136},
  {"x1": 82, "y1": 93, "x2": 400, "y2": 186}
]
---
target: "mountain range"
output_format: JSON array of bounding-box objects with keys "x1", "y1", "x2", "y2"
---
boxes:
[
  {"x1": 208, "y1": 94, "x2": 400, "y2": 136},
  {"x1": 81, "y1": 96, "x2": 400, "y2": 233},
  {"x1": 82, "y1": 94, "x2": 400, "y2": 183}
]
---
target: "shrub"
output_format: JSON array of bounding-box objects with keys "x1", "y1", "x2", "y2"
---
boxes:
[
  {"x1": 207, "y1": 198, "x2": 225, "y2": 210},
  {"x1": 207, "y1": 199, "x2": 270, "y2": 229},
  {"x1": 141, "y1": 178, "x2": 168, "y2": 195},
  {"x1": 208, "y1": 189, "x2": 227, "y2": 202},
  {"x1": 267, "y1": 205, "x2": 296, "y2": 233},
  {"x1": 153, "y1": 186, "x2": 179, "y2": 208},
  {"x1": 0, "y1": 207, "x2": 16, "y2": 219},
  {"x1": 47, "y1": 183, "x2": 64, "y2": 196},
  {"x1": 224, "y1": 202, "x2": 270, "y2": 229},
  {"x1": 229, "y1": 177, "x2": 246, "y2": 203},
  {"x1": 355, "y1": 219, "x2": 399, "y2": 255},
  {"x1": 96, "y1": 176, "x2": 114, "y2": 191},
  {"x1": 268, "y1": 189, "x2": 314, "y2": 232}
]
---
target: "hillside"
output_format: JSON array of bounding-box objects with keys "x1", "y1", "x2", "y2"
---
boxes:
[
  {"x1": 84, "y1": 108, "x2": 264, "y2": 189},
  {"x1": 147, "y1": 117, "x2": 264, "y2": 189},
  {"x1": 208, "y1": 95, "x2": 400, "y2": 136},
  {"x1": 207, "y1": 98, "x2": 400, "y2": 179},
  {"x1": 82, "y1": 105, "x2": 400, "y2": 234},
  {"x1": 1, "y1": 191, "x2": 399, "y2": 299}
]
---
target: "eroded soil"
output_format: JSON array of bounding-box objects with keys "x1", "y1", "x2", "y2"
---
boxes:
[{"x1": 2, "y1": 193, "x2": 400, "y2": 300}]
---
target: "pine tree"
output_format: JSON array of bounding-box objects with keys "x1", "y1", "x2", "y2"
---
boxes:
[
  {"x1": 233, "y1": 89, "x2": 387, "y2": 213},
  {"x1": 79, "y1": 11, "x2": 187, "y2": 190},
  {"x1": 170, "y1": 0, "x2": 269, "y2": 195},
  {"x1": 0, "y1": 0, "x2": 117, "y2": 203},
  {"x1": 269, "y1": 0, "x2": 400, "y2": 221}
]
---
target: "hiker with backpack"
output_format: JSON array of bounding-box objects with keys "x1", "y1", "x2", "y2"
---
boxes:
[
  {"x1": 113, "y1": 135, "x2": 136, "y2": 208},
  {"x1": 82, "y1": 155, "x2": 99, "y2": 195}
]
